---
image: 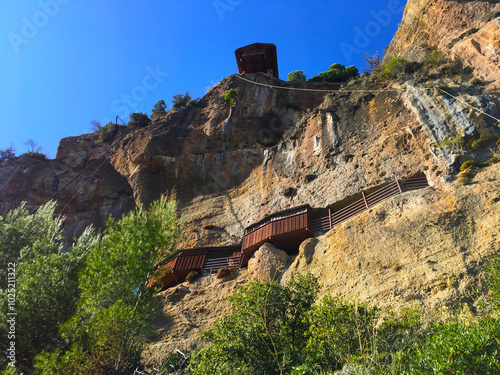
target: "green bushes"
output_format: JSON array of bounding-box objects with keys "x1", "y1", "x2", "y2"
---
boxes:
[
  {"x1": 172, "y1": 91, "x2": 193, "y2": 111},
  {"x1": 151, "y1": 100, "x2": 167, "y2": 122},
  {"x1": 224, "y1": 88, "x2": 238, "y2": 105},
  {"x1": 379, "y1": 57, "x2": 419, "y2": 79},
  {"x1": 190, "y1": 274, "x2": 319, "y2": 374},
  {"x1": 34, "y1": 197, "x2": 182, "y2": 375},
  {"x1": 187, "y1": 264, "x2": 500, "y2": 375},
  {"x1": 127, "y1": 112, "x2": 151, "y2": 128},
  {"x1": 0, "y1": 146, "x2": 17, "y2": 167},
  {"x1": 287, "y1": 70, "x2": 306, "y2": 82},
  {"x1": 0, "y1": 202, "x2": 94, "y2": 370},
  {"x1": 96, "y1": 122, "x2": 120, "y2": 144},
  {"x1": 309, "y1": 63, "x2": 359, "y2": 83}
]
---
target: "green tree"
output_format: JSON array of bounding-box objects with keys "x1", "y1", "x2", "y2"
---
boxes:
[
  {"x1": 35, "y1": 196, "x2": 182, "y2": 374},
  {"x1": 0, "y1": 146, "x2": 16, "y2": 167},
  {"x1": 287, "y1": 70, "x2": 306, "y2": 82},
  {"x1": 0, "y1": 202, "x2": 95, "y2": 371},
  {"x1": 127, "y1": 112, "x2": 151, "y2": 128},
  {"x1": 151, "y1": 100, "x2": 167, "y2": 122},
  {"x1": 190, "y1": 274, "x2": 319, "y2": 375},
  {"x1": 309, "y1": 63, "x2": 359, "y2": 82},
  {"x1": 171, "y1": 91, "x2": 192, "y2": 111}
]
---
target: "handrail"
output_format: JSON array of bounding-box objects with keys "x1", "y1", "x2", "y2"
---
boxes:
[
  {"x1": 314, "y1": 175, "x2": 429, "y2": 234},
  {"x1": 154, "y1": 175, "x2": 429, "y2": 288}
]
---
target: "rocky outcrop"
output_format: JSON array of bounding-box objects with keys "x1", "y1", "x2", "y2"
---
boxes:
[
  {"x1": 384, "y1": 0, "x2": 500, "y2": 87},
  {"x1": 247, "y1": 243, "x2": 290, "y2": 281},
  {"x1": 0, "y1": 133, "x2": 135, "y2": 242},
  {"x1": 282, "y1": 163, "x2": 500, "y2": 318}
]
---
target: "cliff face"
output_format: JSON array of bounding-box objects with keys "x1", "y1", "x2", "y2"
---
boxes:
[
  {"x1": 0, "y1": 133, "x2": 135, "y2": 241},
  {"x1": 0, "y1": 0, "x2": 499, "y2": 333},
  {"x1": 384, "y1": 0, "x2": 500, "y2": 87}
]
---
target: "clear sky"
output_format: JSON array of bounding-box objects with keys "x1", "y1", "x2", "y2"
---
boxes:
[{"x1": 0, "y1": 0, "x2": 405, "y2": 158}]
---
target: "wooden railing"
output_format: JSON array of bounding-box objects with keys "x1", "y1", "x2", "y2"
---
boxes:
[
  {"x1": 311, "y1": 175, "x2": 428, "y2": 234},
  {"x1": 202, "y1": 253, "x2": 243, "y2": 275}
]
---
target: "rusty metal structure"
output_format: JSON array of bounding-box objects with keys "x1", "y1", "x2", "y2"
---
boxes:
[
  {"x1": 235, "y1": 43, "x2": 279, "y2": 78},
  {"x1": 151, "y1": 175, "x2": 429, "y2": 290}
]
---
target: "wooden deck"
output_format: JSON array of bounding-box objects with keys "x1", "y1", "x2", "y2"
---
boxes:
[{"x1": 241, "y1": 205, "x2": 313, "y2": 260}]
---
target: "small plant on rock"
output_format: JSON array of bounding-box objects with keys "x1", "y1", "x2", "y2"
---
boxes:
[
  {"x1": 216, "y1": 267, "x2": 231, "y2": 279},
  {"x1": 224, "y1": 88, "x2": 238, "y2": 105}
]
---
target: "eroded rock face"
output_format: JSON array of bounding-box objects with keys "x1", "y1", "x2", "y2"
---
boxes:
[
  {"x1": 385, "y1": 0, "x2": 500, "y2": 87},
  {"x1": 282, "y1": 163, "x2": 500, "y2": 318},
  {"x1": 0, "y1": 133, "x2": 135, "y2": 243}
]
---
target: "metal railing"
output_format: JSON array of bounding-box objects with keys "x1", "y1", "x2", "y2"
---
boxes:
[
  {"x1": 311, "y1": 175, "x2": 429, "y2": 234},
  {"x1": 202, "y1": 254, "x2": 243, "y2": 275}
]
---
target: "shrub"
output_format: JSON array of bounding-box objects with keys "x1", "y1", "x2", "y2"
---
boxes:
[
  {"x1": 186, "y1": 271, "x2": 200, "y2": 284},
  {"x1": 309, "y1": 63, "x2": 359, "y2": 82},
  {"x1": 287, "y1": 70, "x2": 306, "y2": 82},
  {"x1": 460, "y1": 160, "x2": 476, "y2": 172},
  {"x1": 151, "y1": 100, "x2": 167, "y2": 122},
  {"x1": 216, "y1": 267, "x2": 231, "y2": 279},
  {"x1": 127, "y1": 112, "x2": 151, "y2": 128},
  {"x1": 423, "y1": 49, "x2": 446, "y2": 67},
  {"x1": 0, "y1": 203, "x2": 95, "y2": 372},
  {"x1": 405, "y1": 317, "x2": 500, "y2": 374},
  {"x1": 190, "y1": 274, "x2": 319, "y2": 374},
  {"x1": 96, "y1": 122, "x2": 119, "y2": 144},
  {"x1": 224, "y1": 89, "x2": 238, "y2": 105},
  {"x1": 19, "y1": 151, "x2": 48, "y2": 161},
  {"x1": 485, "y1": 249, "x2": 500, "y2": 310},
  {"x1": 0, "y1": 146, "x2": 17, "y2": 167},
  {"x1": 172, "y1": 92, "x2": 192, "y2": 111},
  {"x1": 304, "y1": 296, "x2": 379, "y2": 371},
  {"x1": 380, "y1": 57, "x2": 418, "y2": 79}
]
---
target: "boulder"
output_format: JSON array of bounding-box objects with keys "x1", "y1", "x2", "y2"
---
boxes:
[{"x1": 248, "y1": 242, "x2": 290, "y2": 281}]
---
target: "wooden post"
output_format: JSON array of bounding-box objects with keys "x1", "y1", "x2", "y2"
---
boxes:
[
  {"x1": 361, "y1": 191, "x2": 369, "y2": 209},
  {"x1": 394, "y1": 174, "x2": 403, "y2": 194}
]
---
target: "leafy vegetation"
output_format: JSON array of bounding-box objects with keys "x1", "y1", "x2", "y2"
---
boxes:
[
  {"x1": 378, "y1": 57, "x2": 419, "y2": 80},
  {"x1": 35, "y1": 196, "x2": 182, "y2": 374},
  {"x1": 224, "y1": 88, "x2": 238, "y2": 105},
  {"x1": 151, "y1": 100, "x2": 167, "y2": 122},
  {"x1": 190, "y1": 274, "x2": 319, "y2": 374},
  {"x1": 0, "y1": 197, "x2": 181, "y2": 374},
  {"x1": 0, "y1": 146, "x2": 17, "y2": 167},
  {"x1": 287, "y1": 70, "x2": 306, "y2": 82},
  {"x1": 128, "y1": 112, "x2": 151, "y2": 128},
  {"x1": 185, "y1": 261, "x2": 500, "y2": 375},
  {"x1": 308, "y1": 63, "x2": 359, "y2": 83},
  {"x1": 0, "y1": 202, "x2": 94, "y2": 370},
  {"x1": 95, "y1": 121, "x2": 121, "y2": 144},
  {"x1": 171, "y1": 92, "x2": 193, "y2": 111}
]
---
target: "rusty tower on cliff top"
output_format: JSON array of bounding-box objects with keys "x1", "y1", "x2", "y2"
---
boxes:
[{"x1": 235, "y1": 43, "x2": 279, "y2": 79}]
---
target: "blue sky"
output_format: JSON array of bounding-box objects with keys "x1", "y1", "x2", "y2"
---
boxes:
[{"x1": 0, "y1": 0, "x2": 405, "y2": 158}]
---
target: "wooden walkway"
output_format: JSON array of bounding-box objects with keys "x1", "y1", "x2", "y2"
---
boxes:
[{"x1": 151, "y1": 174, "x2": 429, "y2": 289}]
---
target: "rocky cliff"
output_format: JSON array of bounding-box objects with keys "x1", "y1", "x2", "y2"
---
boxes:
[
  {"x1": 384, "y1": 0, "x2": 500, "y2": 88},
  {"x1": 1, "y1": 0, "x2": 500, "y2": 361}
]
